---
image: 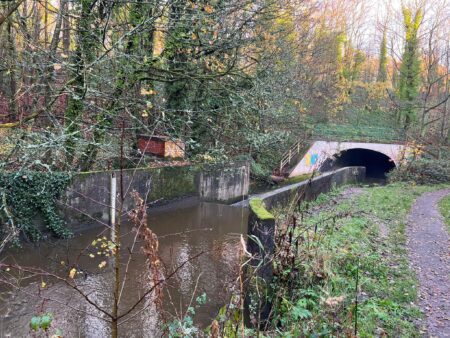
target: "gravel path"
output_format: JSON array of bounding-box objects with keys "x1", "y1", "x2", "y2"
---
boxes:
[{"x1": 407, "y1": 189, "x2": 450, "y2": 338}]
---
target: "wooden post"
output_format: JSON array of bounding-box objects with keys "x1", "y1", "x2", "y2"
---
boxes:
[{"x1": 110, "y1": 172, "x2": 117, "y2": 242}]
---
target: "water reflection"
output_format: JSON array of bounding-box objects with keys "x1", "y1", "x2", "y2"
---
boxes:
[{"x1": 0, "y1": 202, "x2": 248, "y2": 337}]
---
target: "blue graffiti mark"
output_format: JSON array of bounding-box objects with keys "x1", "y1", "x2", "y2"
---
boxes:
[{"x1": 311, "y1": 154, "x2": 318, "y2": 165}]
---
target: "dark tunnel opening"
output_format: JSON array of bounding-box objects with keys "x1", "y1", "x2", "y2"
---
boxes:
[{"x1": 320, "y1": 148, "x2": 396, "y2": 180}]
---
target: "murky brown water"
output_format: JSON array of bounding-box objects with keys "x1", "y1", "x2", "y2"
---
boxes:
[{"x1": 0, "y1": 202, "x2": 248, "y2": 337}]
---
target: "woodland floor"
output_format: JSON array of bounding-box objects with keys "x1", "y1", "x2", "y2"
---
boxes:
[{"x1": 407, "y1": 189, "x2": 450, "y2": 337}]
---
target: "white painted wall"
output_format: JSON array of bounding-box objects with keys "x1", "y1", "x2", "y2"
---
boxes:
[{"x1": 289, "y1": 141, "x2": 410, "y2": 177}]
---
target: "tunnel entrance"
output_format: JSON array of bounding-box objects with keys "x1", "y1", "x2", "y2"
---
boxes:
[{"x1": 320, "y1": 148, "x2": 396, "y2": 179}]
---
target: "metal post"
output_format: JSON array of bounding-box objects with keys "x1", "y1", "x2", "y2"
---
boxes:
[
  {"x1": 288, "y1": 149, "x2": 292, "y2": 163},
  {"x1": 110, "y1": 172, "x2": 117, "y2": 242}
]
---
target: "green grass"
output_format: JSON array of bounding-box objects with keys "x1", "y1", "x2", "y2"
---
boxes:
[
  {"x1": 439, "y1": 194, "x2": 450, "y2": 232},
  {"x1": 270, "y1": 183, "x2": 445, "y2": 337},
  {"x1": 311, "y1": 123, "x2": 405, "y2": 143}
]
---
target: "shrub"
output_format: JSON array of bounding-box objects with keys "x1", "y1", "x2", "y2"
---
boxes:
[{"x1": 388, "y1": 159, "x2": 450, "y2": 185}]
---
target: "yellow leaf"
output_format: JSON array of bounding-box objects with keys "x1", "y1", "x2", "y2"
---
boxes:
[
  {"x1": 92, "y1": 240, "x2": 97, "y2": 246},
  {"x1": 140, "y1": 88, "x2": 156, "y2": 96},
  {"x1": 41, "y1": 281, "x2": 46, "y2": 288},
  {"x1": 89, "y1": 253, "x2": 95, "y2": 258},
  {"x1": 204, "y1": 5, "x2": 214, "y2": 13},
  {"x1": 98, "y1": 261, "x2": 107, "y2": 269},
  {"x1": 69, "y1": 268, "x2": 77, "y2": 279}
]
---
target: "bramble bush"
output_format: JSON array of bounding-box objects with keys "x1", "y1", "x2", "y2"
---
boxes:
[{"x1": 388, "y1": 159, "x2": 450, "y2": 185}]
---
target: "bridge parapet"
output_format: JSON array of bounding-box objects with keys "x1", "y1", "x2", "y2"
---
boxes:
[{"x1": 310, "y1": 124, "x2": 406, "y2": 144}]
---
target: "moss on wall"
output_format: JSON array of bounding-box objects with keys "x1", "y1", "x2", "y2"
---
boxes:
[
  {"x1": 147, "y1": 166, "x2": 198, "y2": 202},
  {"x1": 249, "y1": 198, "x2": 275, "y2": 220}
]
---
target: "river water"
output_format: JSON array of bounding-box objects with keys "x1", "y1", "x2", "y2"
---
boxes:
[{"x1": 0, "y1": 201, "x2": 248, "y2": 337}]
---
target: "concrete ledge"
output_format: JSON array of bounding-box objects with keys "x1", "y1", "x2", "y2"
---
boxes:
[{"x1": 234, "y1": 166, "x2": 366, "y2": 209}]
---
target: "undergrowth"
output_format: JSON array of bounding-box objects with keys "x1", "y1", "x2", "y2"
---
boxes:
[
  {"x1": 439, "y1": 194, "x2": 450, "y2": 232},
  {"x1": 266, "y1": 183, "x2": 438, "y2": 337},
  {"x1": 389, "y1": 158, "x2": 450, "y2": 185}
]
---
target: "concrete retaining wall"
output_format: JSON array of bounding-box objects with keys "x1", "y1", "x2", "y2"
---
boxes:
[
  {"x1": 235, "y1": 166, "x2": 365, "y2": 209},
  {"x1": 198, "y1": 163, "x2": 250, "y2": 203},
  {"x1": 60, "y1": 162, "x2": 249, "y2": 230},
  {"x1": 262, "y1": 166, "x2": 365, "y2": 209}
]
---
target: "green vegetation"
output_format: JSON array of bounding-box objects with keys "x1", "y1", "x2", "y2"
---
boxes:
[
  {"x1": 439, "y1": 194, "x2": 450, "y2": 231},
  {"x1": 0, "y1": 171, "x2": 71, "y2": 241},
  {"x1": 312, "y1": 123, "x2": 405, "y2": 143},
  {"x1": 264, "y1": 184, "x2": 439, "y2": 336},
  {"x1": 377, "y1": 32, "x2": 388, "y2": 82},
  {"x1": 283, "y1": 173, "x2": 313, "y2": 185},
  {"x1": 389, "y1": 159, "x2": 450, "y2": 185},
  {"x1": 397, "y1": 6, "x2": 423, "y2": 128}
]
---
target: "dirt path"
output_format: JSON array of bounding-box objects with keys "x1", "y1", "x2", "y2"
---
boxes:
[{"x1": 407, "y1": 189, "x2": 450, "y2": 338}]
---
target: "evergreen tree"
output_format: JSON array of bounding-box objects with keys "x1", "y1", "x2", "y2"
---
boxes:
[
  {"x1": 397, "y1": 6, "x2": 423, "y2": 128},
  {"x1": 377, "y1": 32, "x2": 388, "y2": 82}
]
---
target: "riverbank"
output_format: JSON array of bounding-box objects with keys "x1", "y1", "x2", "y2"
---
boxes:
[{"x1": 246, "y1": 183, "x2": 449, "y2": 336}]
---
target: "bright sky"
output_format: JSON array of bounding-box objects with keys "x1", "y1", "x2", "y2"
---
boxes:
[{"x1": 352, "y1": 0, "x2": 449, "y2": 56}]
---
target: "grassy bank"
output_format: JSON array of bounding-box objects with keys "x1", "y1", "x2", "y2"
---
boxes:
[
  {"x1": 439, "y1": 194, "x2": 450, "y2": 231},
  {"x1": 265, "y1": 183, "x2": 443, "y2": 337}
]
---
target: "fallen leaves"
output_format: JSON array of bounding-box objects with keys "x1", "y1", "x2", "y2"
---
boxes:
[{"x1": 69, "y1": 268, "x2": 77, "y2": 279}]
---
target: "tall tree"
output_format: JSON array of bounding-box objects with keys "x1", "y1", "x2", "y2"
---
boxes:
[
  {"x1": 397, "y1": 6, "x2": 423, "y2": 128},
  {"x1": 377, "y1": 31, "x2": 388, "y2": 82}
]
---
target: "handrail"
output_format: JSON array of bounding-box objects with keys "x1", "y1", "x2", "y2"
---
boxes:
[{"x1": 279, "y1": 139, "x2": 303, "y2": 174}]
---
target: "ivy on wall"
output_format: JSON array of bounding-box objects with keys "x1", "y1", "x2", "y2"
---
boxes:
[{"x1": 0, "y1": 171, "x2": 71, "y2": 242}]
